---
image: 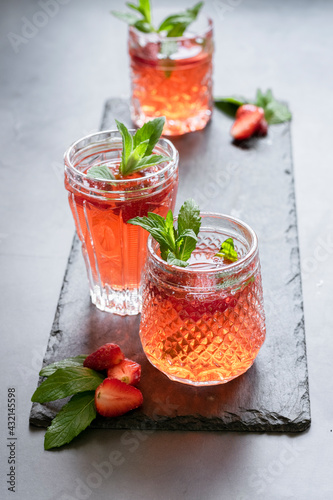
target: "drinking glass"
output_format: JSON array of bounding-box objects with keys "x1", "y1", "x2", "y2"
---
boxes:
[
  {"x1": 140, "y1": 213, "x2": 266, "y2": 385},
  {"x1": 64, "y1": 130, "x2": 179, "y2": 316},
  {"x1": 129, "y1": 17, "x2": 214, "y2": 136}
]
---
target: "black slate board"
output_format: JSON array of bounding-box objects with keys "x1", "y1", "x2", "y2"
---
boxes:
[{"x1": 30, "y1": 98, "x2": 311, "y2": 432}]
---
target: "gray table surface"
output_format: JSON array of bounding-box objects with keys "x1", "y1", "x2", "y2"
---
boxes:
[{"x1": 1, "y1": 0, "x2": 332, "y2": 499}]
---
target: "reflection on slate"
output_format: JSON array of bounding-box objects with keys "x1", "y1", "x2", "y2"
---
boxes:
[{"x1": 30, "y1": 99, "x2": 311, "y2": 432}]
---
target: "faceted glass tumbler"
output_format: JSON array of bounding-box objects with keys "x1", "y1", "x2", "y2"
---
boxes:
[
  {"x1": 64, "y1": 130, "x2": 179, "y2": 316},
  {"x1": 139, "y1": 213, "x2": 266, "y2": 385},
  {"x1": 129, "y1": 17, "x2": 214, "y2": 136}
]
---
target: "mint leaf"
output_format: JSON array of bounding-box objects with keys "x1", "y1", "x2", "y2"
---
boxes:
[
  {"x1": 31, "y1": 367, "x2": 104, "y2": 403},
  {"x1": 255, "y1": 89, "x2": 292, "y2": 124},
  {"x1": 115, "y1": 119, "x2": 134, "y2": 173},
  {"x1": 112, "y1": 0, "x2": 154, "y2": 33},
  {"x1": 115, "y1": 118, "x2": 167, "y2": 175},
  {"x1": 133, "y1": 117, "x2": 165, "y2": 155},
  {"x1": 86, "y1": 165, "x2": 115, "y2": 181},
  {"x1": 264, "y1": 100, "x2": 292, "y2": 124},
  {"x1": 214, "y1": 96, "x2": 247, "y2": 117},
  {"x1": 40, "y1": 355, "x2": 87, "y2": 378},
  {"x1": 167, "y1": 252, "x2": 189, "y2": 267},
  {"x1": 113, "y1": 0, "x2": 203, "y2": 36},
  {"x1": 111, "y1": 11, "x2": 139, "y2": 25},
  {"x1": 134, "y1": 154, "x2": 169, "y2": 171},
  {"x1": 44, "y1": 392, "x2": 96, "y2": 450},
  {"x1": 177, "y1": 198, "x2": 201, "y2": 236},
  {"x1": 215, "y1": 238, "x2": 238, "y2": 262},
  {"x1": 128, "y1": 198, "x2": 201, "y2": 266},
  {"x1": 158, "y1": 2, "x2": 204, "y2": 36}
]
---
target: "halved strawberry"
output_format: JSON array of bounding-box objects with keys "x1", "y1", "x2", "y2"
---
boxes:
[
  {"x1": 95, "y1": 378, "x2": 143, "y2": 417},
  {"x1": 83, "y1": 343, "x2": 124, "y2": 371},
  {"x1": 231, "y1": 107, "x2": 264, "y2": 141},
  {"x1": 107, "y1": 358, "x2": 141, "y2": 385},
  {"x1": 256, "y1": 117, "x2": 268, "y2": 136},
  {"x1": 236, "y1": 104, "x2": 262, "y2": 119}
]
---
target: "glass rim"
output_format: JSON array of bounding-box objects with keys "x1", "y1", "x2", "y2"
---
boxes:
[
  {"x1": 147, "y1": 212, "x2": 258, "y2": 275},
  {"x1": 128, "y1": 16, "x2": 213, "y2": 43},
  {"x1": 64, "y1": 129, "x2": 179, "y2": 187}
]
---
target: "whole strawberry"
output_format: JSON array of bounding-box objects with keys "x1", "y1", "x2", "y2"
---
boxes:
[{"x1": 83, "y1": 343, "x2": 124, "y2": 371}]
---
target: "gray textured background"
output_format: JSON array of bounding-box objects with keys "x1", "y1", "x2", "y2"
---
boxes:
[{"x1": 1, "y1": 0, "x2": 332, "y2": 499}]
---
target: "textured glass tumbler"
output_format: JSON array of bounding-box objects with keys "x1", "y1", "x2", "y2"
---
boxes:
[
  {"x1": 140, "y1": 213, "x2": 266, "y2": 385},
  {"x1": 64, "y1": 130, "x2": 179, "y2": 316},
  {"x1": 129, "y1": 17, "x2": 214, "y2": 136}
]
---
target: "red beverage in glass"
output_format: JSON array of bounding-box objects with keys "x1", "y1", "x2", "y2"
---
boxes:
[
  {"x1": 140, "y1": 214, "x2": 266, "y2": 385},
  {"x1": 64, "y1": 130, "x2": 178, "y2": 316},
  {"x1": 129, "y1": 18, "x2": 214, "y2": 136}
]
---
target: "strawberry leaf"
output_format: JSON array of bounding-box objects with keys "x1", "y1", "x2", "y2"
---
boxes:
[{"x1": 44, "y1": 392, "x2": 96, "y2": 450}]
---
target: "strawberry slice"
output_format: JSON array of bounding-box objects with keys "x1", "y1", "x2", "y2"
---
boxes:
[
  {"x1": 231, "y1": 107, "x2": 264, "y2": 141},
  {"x1": 83, "y1": 343, "x2": 124, "y2": 371},
  {"x1": 107, "y1": 358, "x2": 141, "y2": 386},
  {"x1": 95, "y1": 378, "x2": 143, "y2": 417}
]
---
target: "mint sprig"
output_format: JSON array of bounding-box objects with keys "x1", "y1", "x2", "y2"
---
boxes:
[
  {"x1": 128, "y1": 198, "x2": 201, "y2": 267},
  {"x1": 86, "y1": 118, "x2": 168, "y2": 180},
  {"x1": 44, "y1": 392, "x2": 96, "y2": 450},
  {"x1": 112, "y1": 1, "x2": 203, "y2": 37},
  {"x1": 31, "y1": 366, "x2": 104, "y2": 403},
  {"x1": 215, "y1": 238, "x2": 238, "y2": 262},
  {"x1": 116, "y1": 118, "x2": 168, "y2": 176},
  {"x1": 157, "y1": 2, "x2": 203, "y2": 37},
  {"x1": 215, "y1": 89, "x2": 292, "y2": 124}
]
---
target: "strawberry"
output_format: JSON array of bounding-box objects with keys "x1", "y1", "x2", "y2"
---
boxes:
[
  {"x1": 95, "y1": 378, "x2": 143, "y2": 417},
  {"x1": 107, "y1": 358, "x2": 141, "y2": 386},
  {"x1": 236, "y1": 104, "x2": 262, "y2": 119},
  {"x1": 256, "y1": 117, "x2": 268, "y2": 136},
  {"x1": 83, "y1": 343, "x2": 124, "y2": 371},
  {"x1": 231, "y1": 107, "x2": 264, "y2": 141}
]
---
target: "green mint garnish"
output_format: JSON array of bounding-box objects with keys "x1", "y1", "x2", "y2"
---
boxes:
[
  {"x1": 86, "y1": 165, "x2": 115, "y2": 181},
  {"x1": 116, "y1": 117, "x2": 168, "y2": 176},
  {"x1": 112, "y1": 1, "x2": 203, "y2": 37},
  {"x1": 255, "y1": 89, "x2": 292, "y2": 124},
  {"x1": 39, "y1": 355, "x2": 87, "y2": 377},
  {"x1": 44, "y1": 392, "x2": 96, "y2": 450},
  {"x1": 215, "y1": 89, "x2": 292, "y2": 124},
  {"x1": 86, "y1": 118, "x2": 168, "y2": 180},
  {"x1": 215, "y1": 238, "x2": 238, "y2": 262},
  {"x1": 32, "y1": 356, "x2": 105, "y2": 450},
  {"x1": 157, "y1": 2, "x2": 204, "y2": 37},
  {"x1": 128, "y1": 198, "x2": 201, "y2": 267},
  {"x1": 31, "y1": 366, "x2": 104, "y2": 403}
]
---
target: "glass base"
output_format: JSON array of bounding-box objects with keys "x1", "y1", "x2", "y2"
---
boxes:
[
  {"x1": 90, "y1": 285, "x2": 142, "y2": 316},
  {"x1": 145, "y1": 357, "x2": 255, "y2": 386},
  {"x1": 131, "y1": 108, "x2": 212, "y2": 137}
]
